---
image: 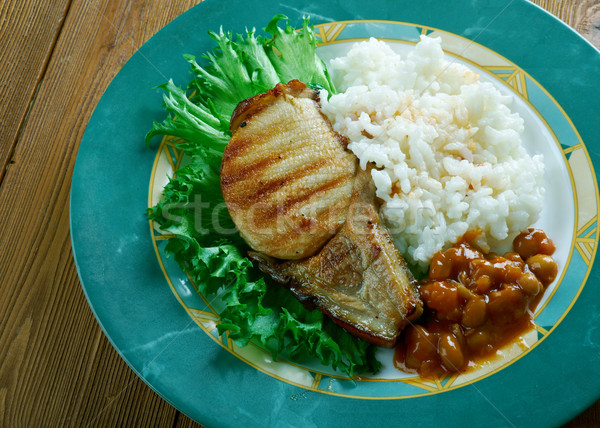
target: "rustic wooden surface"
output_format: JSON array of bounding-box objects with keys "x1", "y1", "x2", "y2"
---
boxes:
[{"x1": 0, "y1": 0, "x2": 597, "y2": 426}]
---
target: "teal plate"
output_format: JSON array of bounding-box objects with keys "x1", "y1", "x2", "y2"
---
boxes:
[{"x1": 71, "y1": 0, "x2": 600, "y2": 426}]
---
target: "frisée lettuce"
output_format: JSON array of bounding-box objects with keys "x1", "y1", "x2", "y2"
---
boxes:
[{"x1": 146, "y1": 15, "x2": 381, "y2": 377}]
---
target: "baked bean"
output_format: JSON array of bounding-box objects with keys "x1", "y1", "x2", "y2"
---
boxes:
[
  {"x1": 457, "y1": 283, "x2": 476, "y2": 301},
  {"x1": 487, "y1": 285, "x2": 527, "y2": 325},
  {"x1": 429, "y1": 252, "x2": 452, "y2": 280},
  {"x1": 474, "y1": 275, "x2": 492, "y2": 293},
  {"x1": 517, "y1": 272, "x2": 543, "y2": 296},
  {"x1": 448, "y1": 323, "x2": 466, "y2": 348},
  {"x1": 395, "y1": 229, "x2": 557, "y2": 377},
  {"x1": 526, "y1": 254, "x2": 558, "y2": 286},
  {"x1": 462, "y1": 296, "x2": 487, "y2": 327},
  {"x1": 444, "y1": 244, "x2": 483, "y2": 273},
  {"x1": 466, "y1": 329, "x2": 493, "y2": 354},
  {"x1": 491, "y1": 258, "x2": 523, "y2": 283},
  {"x1": 470, "y1": 259, "x2": 495, "y2": 280},
  {"x1": 438, "y1": 332, "x2": 465, "y2": 371},
  {"x1": 504, "y1": 252, "x2": 525, "y2": 270},
  {"x1": 514, "y1": 228, "x2": 556, "y2": 260},
  {"x1": 420, "y1": 281, "x2": 462, "y2": 321},
  {"x1": 404, "y1": 325, "x2": 437, "y2": 370}
]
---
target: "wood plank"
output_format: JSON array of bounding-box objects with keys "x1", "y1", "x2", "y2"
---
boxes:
[
  {"x1": 0, "y1": 0, "x2": 597, "y2": 426},
  {"x1": 564, "y1": 402, "x2": 600, "y2": 427},
  {"x1": 75, "y1": 335, "x2": 184, "y2": 426},
  {"x1": 177, "y1": 413, "x2": 204, "y2": 428},
  {"x1": 0, "y1": 0, "x2": 200, "y2": 426},
  {"x1": 574, "y1": 0, "x2": 600, "y2": 48},
  {"x1": 531, "y1": 0, "x2": 600, "y2": 49},
  {"x1": 0, "y1": 0, "x2": 71, "y2": 184}
]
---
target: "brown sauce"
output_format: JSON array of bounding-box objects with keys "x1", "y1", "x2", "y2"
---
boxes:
[{"x1": 394, "y1": 228, "x2": 558, "y2": 378}]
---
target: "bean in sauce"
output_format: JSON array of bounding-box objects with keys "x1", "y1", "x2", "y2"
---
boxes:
[{"x1": 394, "y1": 228, "x2": 558, "y2": 378}]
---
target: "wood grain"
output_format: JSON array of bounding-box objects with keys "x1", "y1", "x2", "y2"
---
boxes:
[
  {"x1": 0, "y1": 0, "x2": 200, "y2": 426},
  {"x1": 531, "y1": 0, "x2": 600, "y2": 48},
  {"x1": 577, "y1": 1, "x2": 600, "y2": 47},
  {"x1": 0, "y1": 0, "x2": 597, "y2": 427},
  {"x1": 0, "y1": 1, "x2": 71, "y2": 184}
]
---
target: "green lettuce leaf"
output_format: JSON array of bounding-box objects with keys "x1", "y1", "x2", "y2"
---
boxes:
[
  {"x1": 264, "y1": 14, "x2": 334, "y2": 90},
  {"x1": 147, "y1": 15, "x2": 380, "y2": 378}
]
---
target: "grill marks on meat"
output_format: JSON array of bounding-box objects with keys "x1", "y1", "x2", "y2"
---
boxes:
[
  {"x1": 221, "y1": 80, "x2": 357, "y2": 260},
  {"x1": 249, "y1": 170, "x2": 423, "y2": 347},
  {"x1": 221, "y1": 80, "x2": 423, "y2": 347}
]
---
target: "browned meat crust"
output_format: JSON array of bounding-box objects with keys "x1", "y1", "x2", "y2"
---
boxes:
[
  {"x1": 249, "y1": 170, "x2": 423, "y2": 347},
  {"x1": 221, "y1": 80, "x2": 357, "y2": 260}
]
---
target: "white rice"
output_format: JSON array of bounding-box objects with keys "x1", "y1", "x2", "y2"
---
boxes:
[{"x1": 321, "y1": 36, "x2": 545, "y2": 269}]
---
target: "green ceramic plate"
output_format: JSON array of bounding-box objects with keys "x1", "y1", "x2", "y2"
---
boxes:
[{"x1": 71, "y1": 0, "x2": 600, "y2": 426}]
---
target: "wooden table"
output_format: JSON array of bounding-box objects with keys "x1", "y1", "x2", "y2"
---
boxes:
[{"x1": 1, "y1": 0, "x2": 598, "y2": 426}]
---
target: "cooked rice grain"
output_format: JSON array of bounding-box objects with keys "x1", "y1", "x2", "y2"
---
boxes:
[{"x1": 321, "y1": 36, "x2": 544, "y2": 268}]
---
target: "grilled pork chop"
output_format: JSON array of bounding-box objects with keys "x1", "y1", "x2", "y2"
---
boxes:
[
  {"x1": 221, "y1": 80, "x2": 357, "y2": 260},
  {"x1": 221, "y1": 80, "x2": 422, "y2": 347},
  {"x1": 249, "y1": 169, "x2": 423, "y2": 347}
]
